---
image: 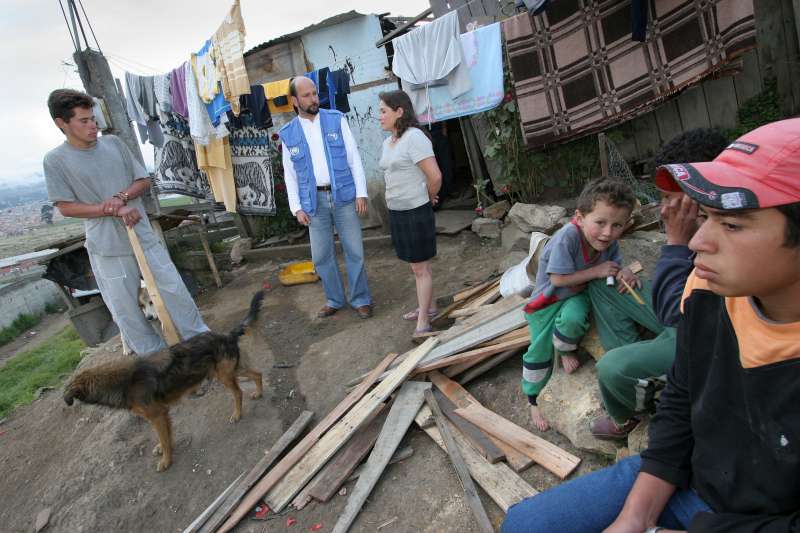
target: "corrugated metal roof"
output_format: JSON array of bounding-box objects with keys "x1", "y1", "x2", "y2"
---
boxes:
[{"x1": 244, "y1": 10, "x2": 364, "y2": 56}]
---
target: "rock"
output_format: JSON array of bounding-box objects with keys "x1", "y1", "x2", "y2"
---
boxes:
[
  {"x1": 501, "y1": 224, "x2": 531, "y2": 253},
  {"x1": 537, "y1": 360, "x2": 620, "y2": 457},
  {"x1": 507, "y1": 203, "x2": 567, "y2": 234},
  {"x1": 619, "y1": 236, "x2": 664, "y2": 277},
  {"x1": 483, "y1": 200, "x2": 510, "y2": 220},
  {"x1": 471, "y1": 218, "x2": 501, "y2": 239},
  {"x1": 615, "y1": 447, "x2": 632, "y2": 462},
  {"x1": 628, "y1": 231, "x2": 667, "y2": 244},
  {"x1": 558, "y1": 216, "x2": 572, "y2": 227},
  {"x1": 582, "y1": 321, "x2": 605, "y2": 362},
  {"x1": 498, "y1": 251, "x2": 528, "y2": 274},
  {"x1": 230, "y1": 238, "x2": 253, "y2": 266},
  {"x1": 34, "y1": 507, "x2": 51, "y2": 533},
  {"x1": 627, "y1": 416, "x2": 650, "y2": 454}
]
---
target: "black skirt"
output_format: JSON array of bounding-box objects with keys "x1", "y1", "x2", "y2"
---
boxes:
[{"x1": 388, "y1": 202, "x2": 437, "y2": 263}]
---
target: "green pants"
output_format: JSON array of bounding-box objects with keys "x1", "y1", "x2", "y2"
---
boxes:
[{"x1": 522, "y1": 279, "x2": 675, "y2": 409}]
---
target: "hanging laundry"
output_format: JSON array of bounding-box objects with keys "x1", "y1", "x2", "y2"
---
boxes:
[
  {"x1": 185, "y1": 61, "x2": 227, "y2": 145},
  {"x1": 227, "y1": 84, "x2": 272, "y2": 129},
  {"x1": 154, "y1": 113, "x2": 212, "y2": 200},
  {"x1": 213, "y1": 0, "x2": 251, "y2": 116},
  {"x1": 170, "y1": 63, "x2": 189, "y2": 119},
  {"x1": 305, "y1": 67, "x2": 334, "y2": 109},
  {"x1": 153, "y1": 73, "x2": 172, "y2": 117},
  {"x1": 330, "y1": 69, "x2": 351, "y2": 113},
  {"x1": 504, "y1": 0, "x2": 756, "y2": 149},
  {"x1": 92, "y1": 97, "x2": 110, "y2": 130},
  {"x1": 417, "y1": 23, "x2": 503, "y2": 124},
  {"x1": 229, "y1": 122, "x2": 276, "y2": 216},
  {"x1": 192, "y1": 40, "x2": 232, "y2": 126},
  {"x1": 196, "y1": 136, "x2": 236, "y2": 213},
  {"x1": 391, "y1": 11, "x2": 472, "y2": 116},
  {"x1": 124, "y1": 72, "x2": 164, "y2": 147},
  {"x1": 631, "y1": 0, "x2": 648, "y2": 42},
  {"x1": 515, "y1": 0, "x2": 549, "y2": 16},
  {"x1": 263, "y1": 79, "x2": 293, "y2": 114}
]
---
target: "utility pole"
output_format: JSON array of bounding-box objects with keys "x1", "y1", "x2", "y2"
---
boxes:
[{"x1": 64, "y1": 0, "x2": 144, "y2": 166}]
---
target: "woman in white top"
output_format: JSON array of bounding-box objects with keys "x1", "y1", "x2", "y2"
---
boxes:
[{"x1": 378, "y1": 90, "x2": 442, "y2": 338}]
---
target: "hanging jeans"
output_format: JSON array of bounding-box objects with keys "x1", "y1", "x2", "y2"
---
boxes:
[
  {"x1": 308, "y1": 189, "x2": 371, "y2": 309},
  {"x1": 502, "y1": 455, "x2": 712, "y2": 532}
]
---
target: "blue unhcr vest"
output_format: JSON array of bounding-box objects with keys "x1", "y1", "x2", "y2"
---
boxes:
[{"x1": 279, "y1": 109, "x2": 356, "y2": 215}]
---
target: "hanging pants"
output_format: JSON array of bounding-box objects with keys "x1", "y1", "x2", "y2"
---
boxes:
[
  {"x1": 88, "y1": 244, "x2": 209, "y2": 356},
  {"x1": 522, "y1": 279, "x2": 675, "y2": 410}
]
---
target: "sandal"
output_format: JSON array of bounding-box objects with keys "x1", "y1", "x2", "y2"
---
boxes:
[
  {"x1": 412, "y1": 326, "x2": 435, "y2": 344},
  {"x1": 402, "y1": 308, "x2": 438, "y2": 321}
]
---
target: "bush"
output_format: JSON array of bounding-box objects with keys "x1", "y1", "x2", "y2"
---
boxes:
[{"x1": 0, "y1": 313, "x2": 41, "y2": 347}]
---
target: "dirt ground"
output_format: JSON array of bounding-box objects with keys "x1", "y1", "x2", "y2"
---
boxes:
[{"x1": 0, "y1": 232, "x2": 614, "y2": 533}]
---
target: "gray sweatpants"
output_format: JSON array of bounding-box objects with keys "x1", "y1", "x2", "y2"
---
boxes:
[{"x1": 88, "y1": 244, "x2": 209, "y2": 355}]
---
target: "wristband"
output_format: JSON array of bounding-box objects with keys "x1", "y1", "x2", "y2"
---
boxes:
[{"x1": 114, "y1": 191, "x2": 129, "y2": 205}]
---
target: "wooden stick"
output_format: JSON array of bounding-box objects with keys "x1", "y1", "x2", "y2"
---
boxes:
[
  {"x1": 455, "y1": 348, "x2": 522, "y2": 384},
  {"x1": 454, "y1": 403, "x2": 581, "y2": 479},
  {"x1": 414, "y1": 337, "x2": 529, "y2": 375},
  {"x1": 433, "y1": 390, "x2": 505, "y2": 464},
  {"x1": 619, "y1": 277, "x2": 646, "y2": 305},
  {"x1": 126, "y1": 227, "x2": 180, "y2": 345},
  {"x1": 424, "y1": 389, "x2": 494, "y2": 533},
  {"x1": 196, "y1": 411, "x2": 314, "y2": 533},
  {"x1": 217, "y1": 352, "x2": 400, "y2": 532},
  {"x1": 345, "y1": 446, "x2": 414, "y2": 483},
  {"x1": 198, "y1": 227, "x2": 222, "y2": 288},
  {"x1": 182, "y1": 472, "x2": 244, "y2": 533}
]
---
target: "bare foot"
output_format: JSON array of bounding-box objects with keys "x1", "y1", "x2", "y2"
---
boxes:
[
  {"x1": 529, "y1": 405, "x2": 550, "y2": 432},
  {"x1": 561, "y1": 354, "x2": 581, "y2": 374}
]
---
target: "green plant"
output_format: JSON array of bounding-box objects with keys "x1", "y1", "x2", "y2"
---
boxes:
[
  {"x1": 0, "y1": 313, "x2": 41, "y2": 347},
  {"x1": 44, "y1": 301, "x2": 63, "y2": 314},
  {"x1": 0, "y1": 326, "x2": 85, "y2": 418},
  {"x1": 727, "y1": 78, "x2": 784, "y2": 139}
]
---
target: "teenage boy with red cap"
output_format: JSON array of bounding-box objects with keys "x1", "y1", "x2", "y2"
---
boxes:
[{"x1": 502, "y1": 118, "x2": 800, "y2": 533}]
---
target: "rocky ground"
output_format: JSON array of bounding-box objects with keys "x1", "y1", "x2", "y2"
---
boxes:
[{"x1": 0, "y1": 204, "x2": 664, "y2": 533}]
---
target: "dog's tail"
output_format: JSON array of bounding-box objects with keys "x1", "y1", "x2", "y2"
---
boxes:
[{"x1": 229, "y1": 290, "x2": 264, "y2": 338}]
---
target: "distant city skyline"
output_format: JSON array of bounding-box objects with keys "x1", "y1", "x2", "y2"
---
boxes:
[{"x1": 1, "y1": 0, "x2": 428, "y2": 185}]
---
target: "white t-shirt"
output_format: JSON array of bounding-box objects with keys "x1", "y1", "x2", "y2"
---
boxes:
[{"x1": 379, "y1": 128, "x2": 434, "y2": 211}]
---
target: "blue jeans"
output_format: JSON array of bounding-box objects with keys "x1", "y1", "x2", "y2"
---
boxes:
[
  {"x1": 308, "y1": 190, "x2": 371, "y2": 309},
  {"x1": 502, "y1": 456, "x2": 711, "y2": 533}
]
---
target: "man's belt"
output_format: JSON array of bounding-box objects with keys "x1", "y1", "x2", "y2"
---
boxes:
[{"x1": 316, "y1": 185, "x2": 332, "y2": 191}]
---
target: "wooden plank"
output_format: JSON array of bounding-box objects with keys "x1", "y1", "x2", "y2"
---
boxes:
[
  {"x1": 414, "y1": 336, "x2": 530, "y2": 375},
  {"x1": 345, "y1": 446, "x2": 414, "y2": 483},
  {"x1": 675, "y1": 86, "x2": 711, "y2": 131},
  {"x1": 306, "y1": 407, "x2": 389, "y2": 503},
  {"x1": 653, "y1": 100, "x2": 684, "y2": 146},
  {"x1": 415, "y1": 405, "x2": 537, "y2": 512},
  {"x1": 475, "y1": 327, "x2": 528, "y2": 348},
  {"x1": 453, "y1": 278, "x2": 498, "y2": 304},
  {"x1": 217, "y1": 353, "x2": 400, "y2": 533},
  {"x1": 126, "y1": 226, "x2": 180, "y2": 345},
  {"x1": 457, "y1": 348, "x2": 522, "y2": 384},
  {"x1": 733, "y1": 50, "x2": 763, "y2": 106},
  {"x1": 263, "y1": 341, "x2": 438, "y2": 513},
  {"x1": 703, "y1": 76, "x2": 739, "y2": 130},
  {"x1": 196, "y1": 411, "x2": 314, "y2": 533},
  {"x1": 331, "y1": 381, "x2": 432, "y2": 533},
  {"x1": 424, "y1": 389, "x2": 494, "y2": 533},
  {"x1": 465, "y1": 285, "x2": 502, "y2": 309},
  {"x1": 183, "y1": 472, "x2": 244, "y2": 533},
  {"x1": 445, "y1": 346, "x2": 521, "y2": 380},
  {"x1": 454, "y1": 403, "x2": 581, "y2": 480},
  {"x1": 433, "y1": 390, "x2": 505, "y2": 464}
]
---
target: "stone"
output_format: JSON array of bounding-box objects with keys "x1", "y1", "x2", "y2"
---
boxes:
[
  {"x1": 34, "y1": 508, "x2": 51, "y2": 533},
  {"x1": 628, "y1": 231, "x2": 667, "y2": 244},
  {"x1": 619, "y1": 236, "x2": 664, "y2": 278},
  {"x1": 483, "y1": 200, "x2": 510, "y2": 220},
  {"x1": 229, "y1": 238, "x2": 252, "y2": 266},
  {"x1": 627, "y1": 416, "x2": 650, "y2": 454},
  {"x1": 582, "y1": 321, "x2": 605, "y2": 362},
  {"x1": 537, "y1": 360, "x2": 621, "y2": 457},
  {"x1": 501, "y1": 224, "x2": 531, "y2": 253},
  {"x1": 558, "y1": 216, "x2": 572, "y2": 227},
  {"x1": 507, "y1": 203, "x2": 567, "y2": 234},
  {"x1": 498, "y1": 251, "x2": 528, "y2": 274},
  {"x1": 471, "y1": 217, "x2": 501, "y2": 239}
]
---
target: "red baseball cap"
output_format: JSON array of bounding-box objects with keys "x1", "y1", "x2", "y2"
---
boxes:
[{"x1": 655, "y1": 118, "x2": 800, "y2": 209}]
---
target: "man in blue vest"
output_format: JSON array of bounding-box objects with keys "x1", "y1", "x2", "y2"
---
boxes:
[{"x1": 280, "y1": 76, "x2": 373, "y2": 319}]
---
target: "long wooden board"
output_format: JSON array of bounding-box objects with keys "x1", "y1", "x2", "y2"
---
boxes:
[
  {"x1": 217, "y1": 351, "x2": 400, "y2": 532},
  {"x1": 197, "y1": 410, "x2": 314, "y2": 533},
  {"x1": 455, "y1": 403, "x2": 581, "y2": 480},
  {"x1": 415, "y1": 405, "x2": 537, "y2": 512},
  {"x1": 345, "y1": 446, "x2": 414, "y2": 483},
  {"x1": 424, "y1": 390, "x2": 494, "y2": 533},
  {"x1": 263, "y1": 340, "x2": 438, "y2": 513},
  {"x1": 415, "y1": 336, "x2": 529, "y2": 375},
  {"x1": 454, "y1": 348, "x2": 522, "y2": 383},
  {"x1": 127, "y1": 226, "x2": 180, "y2": 345},
  {"x1": 183, "y1": 472, "x2": 244, "y2": 533},
  {"x1": 433, "y1": 391, "x2": 504, "y2": 464},
  {"x1": 331, "y1": 381, "x2": 431, "y2": 533}
]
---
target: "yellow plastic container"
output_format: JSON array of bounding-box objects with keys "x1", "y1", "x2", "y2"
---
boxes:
[{"x1": 278, "y1": 261, "x2": 320, "y2": 286}]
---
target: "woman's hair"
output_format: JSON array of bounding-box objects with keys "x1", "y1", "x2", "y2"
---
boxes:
[{"x1": 378, "y1": 90, "x2": 422, "y2": 139}]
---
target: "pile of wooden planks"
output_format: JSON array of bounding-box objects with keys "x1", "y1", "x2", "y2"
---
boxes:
[{"x1": 188, "y1": 284, "x2": 582, "y2": 533}]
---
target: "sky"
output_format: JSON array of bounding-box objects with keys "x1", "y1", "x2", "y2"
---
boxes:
[{"x1": 0, "y1": 0, "x2": 429, "y2": 186}]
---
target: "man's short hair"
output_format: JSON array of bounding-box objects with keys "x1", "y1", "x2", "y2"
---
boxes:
[
  {"x1": 48, "y1": 89, "x2": 93, "y2": 122},
  {"x1": 777, "y1": 202, "x2": 800, "y2": 248},
  {"x1": 653, "y1": 128, "x2": 730, "y2": 167},
  {"x1": 576, "y1": 177, "x2": 637, "y2": 215}
]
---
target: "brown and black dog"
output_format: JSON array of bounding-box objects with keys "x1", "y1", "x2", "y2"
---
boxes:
[{"x1": 64, "y1": 291, "x2": 265, "y2": 472}]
